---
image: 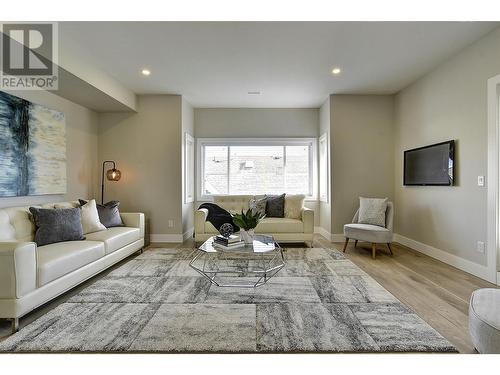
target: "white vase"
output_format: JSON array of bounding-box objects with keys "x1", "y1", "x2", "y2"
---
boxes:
[{"x1": 240, "y1": 229, "x2": 255, "y2": 244}]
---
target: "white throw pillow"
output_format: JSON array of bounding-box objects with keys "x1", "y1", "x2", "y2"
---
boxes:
[
  {"x1": 284, "y1": 194, "x2": 305, "y2": 219},
  {"x1": 358, "y1": 197, "x2": 388, "y2": 227},
  {"x1": 80, "y1": 199, "x2": 107, "y2": 234}
]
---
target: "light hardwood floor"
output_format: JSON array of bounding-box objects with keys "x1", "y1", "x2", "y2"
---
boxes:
[
  {"x1": 1, "y1": 235, "x2": 497, "y2": 353},
  {"x1": 313, "y1": 235, "x2": 497, "y2": 354}
]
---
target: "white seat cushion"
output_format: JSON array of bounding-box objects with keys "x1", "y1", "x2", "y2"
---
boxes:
[
  {"x1": 256, "y1": 218, "x2": 304, "y2": 233},
  {"x1": 469, "y1": 288, "x2": 500, "y2": 353},
  {"x1": 85, "y1": 227, "x2": 141, "y2": 254},
  {"x1": 37, "y1": 241, "x2": 105, "y2": 286},
  {"x1": 344, "y1": 223, "x2": 392, "y2": 243}
]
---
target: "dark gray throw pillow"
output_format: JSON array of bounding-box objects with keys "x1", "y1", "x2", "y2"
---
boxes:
[
  {"x1": 29, "y1": 207, "x2": 85, "y2": 247},
  {"x1": 265, "y1": 194, "x2": 286, "y2": 218},
  {"x1": 79, "y1": 199, "x2": 124, "y2": 228}
]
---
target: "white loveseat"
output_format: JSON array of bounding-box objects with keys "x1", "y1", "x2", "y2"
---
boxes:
[
  {"x1": 194, "y1": 195, "x2": 314, "y2": 246},
  {"x1": 0, "y1": 200, "x2": 144, "y2": 332}
]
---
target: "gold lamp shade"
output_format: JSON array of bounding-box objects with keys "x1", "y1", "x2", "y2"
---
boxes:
[{"x1": 106, "y1": 168, "x2": 121, "y2": 181}]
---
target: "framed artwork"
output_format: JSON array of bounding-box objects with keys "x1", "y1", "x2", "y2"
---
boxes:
[{"x1": 0, "y1": 91, "x2": 66, "y2": 197}]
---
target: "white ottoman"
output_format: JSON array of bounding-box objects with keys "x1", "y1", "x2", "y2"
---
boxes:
[{"x1": 469, "y1": 288, "x2": 500, "y2": 353}]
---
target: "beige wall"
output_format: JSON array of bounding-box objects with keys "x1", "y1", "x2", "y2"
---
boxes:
[
  {"x1": 194, "y1": 108, "x2": 320, "y2": 225},
  {"x1": 194, "y1": 108, "x2": 319, "y2": 138},
  {"x1": 181, "y1": 99, "x2": 194, "y2": 235},
  {"x1": 0, "y1": 90, "x2": 98, "y2": 209},
  {"x1": 59, "y1": 32, "x2": 137, "y2": 111},
  {"x1": 330, "y1": 95, "x2": 395, "y2": 234},
  {"x1": 394, "y1": 27, "x2": 500, "y2": 266},
  {"x1": 98, "y1": 95, "x2": 183, "y2": 238},
  {"x1": 319, "y1": 99, "x2": 331, "y2": 234}
]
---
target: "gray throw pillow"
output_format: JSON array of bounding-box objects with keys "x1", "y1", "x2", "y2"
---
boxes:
[
  {"x1": 29, "y1": 207, "x2": 85, "y2": 246},
  {"x1": 249, "y1": 196, "x2": 267, "y2": 216},
  {"x1": 358, "y1": 197, "x2": 388, "y2": 227},
  {"x1": 265, "y1": 194, "x2": 286, "y2": 218},
  {"x1": 79, "y1": 199, "x2": 124, "y2": 228}
]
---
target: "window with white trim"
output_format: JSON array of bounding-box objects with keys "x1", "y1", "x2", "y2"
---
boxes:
[
  {"x1": 198, "y1": 138, "x2": 316, "y2": 199},
  {"x1": 318, "y1": 133, "x2": 329, "y2": 202}
]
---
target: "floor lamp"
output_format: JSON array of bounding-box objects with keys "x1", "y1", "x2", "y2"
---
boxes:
[{"x1": 101, "y1": 160, "x2": 122, "y2": 204}]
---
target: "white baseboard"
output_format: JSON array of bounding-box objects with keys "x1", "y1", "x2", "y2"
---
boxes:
[
  {"x1": 150, "y1": 234, "x2": 184, "y2": 243},
  {"x1": 183, "y1": 227, "x2": 194, "y2": 242},
  {"x1": 150, "y1": 228, "x2": 195, "y2": 244},
  {"x1": 331, "y1": 234, "x2": 345, "y2": 243},
  {"x1": 393, "y1": 233, "x2": 495, "y2": 283},
  {"x1": 314, "y1": 227, "x2": 345, "y2": 243},
  {"x1": 314, "y1": 226, "x2": 331, "y2": 241}
]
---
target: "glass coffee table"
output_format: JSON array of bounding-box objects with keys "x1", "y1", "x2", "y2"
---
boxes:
[{"x1": 190, "y1": 235, "x2": 285, "y2": 287}]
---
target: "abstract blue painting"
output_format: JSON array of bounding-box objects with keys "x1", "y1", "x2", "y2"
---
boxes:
[{"x1": 0, "y1": 91, "x2": 66, "y2": 197}]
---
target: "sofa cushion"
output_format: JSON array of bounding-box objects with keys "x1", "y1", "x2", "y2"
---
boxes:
[
  {"x1": 249, "y1": 196, "x2": 267, "y2": 216},
  {"x1": 85, "y1": 227, "x2": 141, "y2": 254},
  {"x1": 79, "y1": 199, "x2": 124, "y2": 228},
  {"x1": 0, "y1": 209, "x2": 18, "y2": 241},
  {"x1": 344, "y1": 223, "x2": 392, "y2": 243},
  {"x1": 266, "y1": 194, "x2": 285, "y2": 218},
  {"x1": 284, "y1": 194, "x2": 305, "y2": 219},
  {"x1": 255, "y1": 218, "x2": 303, "y2": 233},
  {"x1": 214, "y1": 195, "x2": 253, "y2": 214},
  {"x1": 78, "y1": 199, "x2": 107, "y2": 234},
  {"x1": 29, "y1": 207, "x2": 85, "y2": 246},
  {"x1": 358, "y1": 197, "x2": 388, "y2": 227},
  {"x1": 37, "y1": 241, "x2": 105, "y2": 286}
]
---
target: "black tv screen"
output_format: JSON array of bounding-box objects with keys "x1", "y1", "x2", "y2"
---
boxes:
[{"x1": 404, "y1": 141, "x2": 455, "y2": 186}]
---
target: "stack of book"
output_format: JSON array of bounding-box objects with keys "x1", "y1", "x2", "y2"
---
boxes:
[{"x1": 213, "y1": 234, "x2": 245, "y2": 250}]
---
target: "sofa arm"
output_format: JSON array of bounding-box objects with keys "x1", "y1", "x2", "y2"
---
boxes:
[
  {"x1": 120, "y1": 213, "x2": 145, "y2": 238},
  {"x1": 301, "y1": 208, "x2": 314, "y2": 234},
  {"x1": 0, "y1": 242, "x2": 37, "y2": 299},
  {"x1": 195, "y1": 208, "x2": 209, "y2": 235}
]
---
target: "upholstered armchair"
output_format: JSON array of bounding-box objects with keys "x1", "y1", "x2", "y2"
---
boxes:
[{"x1": 342, "y1": 202, "x2": 394, "y2": 259}]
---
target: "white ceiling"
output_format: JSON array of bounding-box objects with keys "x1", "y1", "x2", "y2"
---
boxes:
[{"x1": 60, "y1": 22, "x2": 499, "y2": 108}]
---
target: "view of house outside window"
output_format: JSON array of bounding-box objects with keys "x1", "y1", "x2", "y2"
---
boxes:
[{"x1": 201, "y1": 141, "x2": 313, "y2": 197}]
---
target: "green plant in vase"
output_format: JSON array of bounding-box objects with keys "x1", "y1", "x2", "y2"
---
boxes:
[{"x1": 232, "y1": 209, "x2": 265, "y2": 244}]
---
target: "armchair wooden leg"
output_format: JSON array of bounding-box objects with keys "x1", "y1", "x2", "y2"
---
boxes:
[
  {"x1": 343, "y1": 238, "x2": 349, "y2": 253},
  {"x1": 387, "y1": 243, "x2": 393, "y2": 256},
  {"x1": 11, "y1": 318, "x2": 19, "y2": 333},
  {"x1": 371, "y1": 243, "x2": 376, "y2": 259},
  {"x1": 354, "y1": 240, "x2": 358, "y2": 248}
]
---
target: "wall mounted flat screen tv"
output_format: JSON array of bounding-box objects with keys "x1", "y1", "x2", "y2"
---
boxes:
[{"x1": 404, "y1": 140, "x2": 455, "y2": 186}]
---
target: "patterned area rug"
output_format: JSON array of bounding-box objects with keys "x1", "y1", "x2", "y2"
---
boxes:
[{"x1": 0, "y1": 247, "x2": 457, "y2": 353}]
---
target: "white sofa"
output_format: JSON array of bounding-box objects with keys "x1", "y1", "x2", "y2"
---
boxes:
[
  {"x1": 195, "y1": 195, "x2": 314, "y2": 246},
  {"x1": 0, "y1": 200, "x2": 144, "y2": 332}
]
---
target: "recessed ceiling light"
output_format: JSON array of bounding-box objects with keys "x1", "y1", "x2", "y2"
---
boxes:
[
  {"x1": 141, "y1": 69, "x2": 151, "y2": 76},
  {"x1": 248, "y1": 91, "x2": 261, "y2": 95},
  {"x1": 331, "y1": 67, "x2": 341, "y2": 75}
]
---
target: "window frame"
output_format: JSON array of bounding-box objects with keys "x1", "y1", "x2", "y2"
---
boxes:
[
  {"x1": 318, "y1": 132, "x2": 329, "y2": 203},
  {"x1": 197, "y1": 137, "x2": 318, "y2": 201},
  {"x1": 184, "y1": 132, "x2": 195, "y2": 203}
]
